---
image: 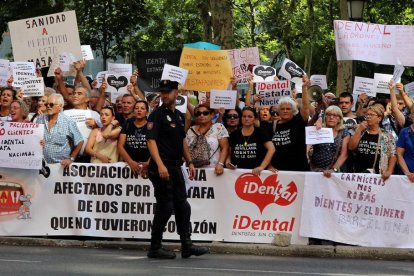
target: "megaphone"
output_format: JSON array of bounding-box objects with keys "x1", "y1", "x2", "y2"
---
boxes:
[{"x1": 308, "y1": 85, "x2": 323, "y2": 102}]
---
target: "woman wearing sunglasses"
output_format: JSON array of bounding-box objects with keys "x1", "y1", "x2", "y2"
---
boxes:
[
  {"x1": 186, "y1": 104, "x2": 229, "y2": 175},
  {"x1": 227, "y1": 106, "x2": 275, "y2": 175},
  {"x1": 348, "y1": 104, "x2": 396, "y2": 180},
  {"x1": 223, "y1": 107, "x2": 242, "y2": 134}
]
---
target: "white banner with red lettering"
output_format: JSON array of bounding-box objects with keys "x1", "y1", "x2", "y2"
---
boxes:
[
  {"x1": 0, "y1": 163, "x2": 306, "y2": 244},
  {"x1": 300, "y1": 173, "x2": 414, "y2": 248},
  {"x1": 334, "y1": 20, "x2": 414, "y2": 66}
]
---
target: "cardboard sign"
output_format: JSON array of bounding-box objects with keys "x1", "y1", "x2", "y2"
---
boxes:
[
  {"x1": 179, "y1": 47, "x2": 232, "y2": 91},
  {"x1": 374, "y1": 73, "x2": 396, "y2": 94},
  {"x1": 107, "y1": 63, "x2": 132, "y2": 76},
  {"x1": 22, "y1": 77, "x2": 45, "y2": 97},
  {"x1": 8, "y1": 11, "x2": 82, "y2": 68},
  {"x1": 252, "y1": 65, "x2": 276, "y2": 83},
  {"x1": 81, "y1": 45, "x2": 94, "y2": 60},
  {"x1": 334, "y1": 20, "x2": 414, "y2": 66},
  {"x1": 278, "y1": 58, "x2": 305, "y2": 83},
  {"x1": 353, "y1": 76, "x2": 375, "y2": 97},
  {"x1": 210, "y1": 90, "x2": 237, "y2": 110},
  {"x1": 310, "y1": 75, "x2": 328, "y2": 90},
  {"x1": 105, "y1": 73, "x2": 130, "y2": 103},
  {"x1": 161, "y1": 64, "x2": 188, "y2": 85},
  {"x1": 305, "y1": 126, "x2": 334, "y2": 145},
  {"x1": 255, "y1": 80, "x2": 291, "y2": 107},
  {"x1": 227, "y1": 47, "x2": 260, "y2": 83}
]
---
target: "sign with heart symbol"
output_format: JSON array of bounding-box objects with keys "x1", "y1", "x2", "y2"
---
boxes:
[
  {"x1": 107, "y1": 75, "x2": 128, "y2": 91},
  {"x1": 234, "y1": 173, "x2": 298, "y2": 213},
  {"x1": 252, "y1": 65, "x2": 276, "y2": 83},
  {"x1": 105, "y1": 73, "x2": 130, "y2": 103},
  {"x1": 278, "y1": 58, "x2": 306, "y2": 83}
]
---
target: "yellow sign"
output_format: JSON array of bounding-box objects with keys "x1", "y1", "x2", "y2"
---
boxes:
[{"x1": 179, "y1": 47, "x2": 232, "y2": 91}]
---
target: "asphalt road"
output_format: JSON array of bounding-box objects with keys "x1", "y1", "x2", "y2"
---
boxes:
[{"x1": 0, "y1": 245, "x2": 413, "y2": 275}]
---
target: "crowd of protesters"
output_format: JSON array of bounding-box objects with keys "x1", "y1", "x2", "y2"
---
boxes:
[{"x1": 1, "y1": 61, "x2": 414, "y2": 184}]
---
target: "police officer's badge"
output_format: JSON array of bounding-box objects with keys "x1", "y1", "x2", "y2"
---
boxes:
[{"x1": 166, "y1": 115, "x2": 172, "y2": 121}]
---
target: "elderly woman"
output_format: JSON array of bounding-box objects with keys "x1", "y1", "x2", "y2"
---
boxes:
[
  {"x1": 396, "y1": 105, "x2": 414, "y2": 182},
  {"x1": 348, "y1": 104, "x2": 396, "y2": 180},
  {"x1": 227, "y1": 106, "x2": 275, "y2": 175},
  {"x1": 269, "y1": 75, "x2": 311, "y2": 172},
  {"x1": 186, "y1": 104, "x2": 229, "y2": 175},
  {"x1": 10, "y1": 100, "x2": 30, "y2": 122},
  {"x1": 309, "y1": 105, "x2": 350, "y2": 177}
]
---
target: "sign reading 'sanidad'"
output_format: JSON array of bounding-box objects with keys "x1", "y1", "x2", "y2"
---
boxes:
[{"x1": 8, "y1": 11, "x2": 82, "y2": 68}]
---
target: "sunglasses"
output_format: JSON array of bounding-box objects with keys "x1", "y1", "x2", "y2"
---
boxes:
[
  {"x1": 227, "y1": 114, "x2": 239, "y2": 119},
  {"x1": 46, "y1": 103, "x2": 59, "y2": 108},
  {"x1": 195, "y1": 110, "x2": 210, "y2": 117}
]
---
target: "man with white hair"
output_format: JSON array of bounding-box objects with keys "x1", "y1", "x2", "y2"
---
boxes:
[{"x1": 37, "y1": 93, "x2": 84, "y2": 166}]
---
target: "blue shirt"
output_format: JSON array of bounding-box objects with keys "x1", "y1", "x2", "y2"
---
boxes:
[
  {"x1": 397, "y1": 126, "x2": 414, "y2": 173},
  {"x1": 37, "y1": 113, "x2": 84, "y2": 164}
]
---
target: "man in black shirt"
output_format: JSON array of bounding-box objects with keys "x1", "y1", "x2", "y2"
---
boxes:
[{"x1": 146, "y1": 80, "x2": 209, "y2": 259}]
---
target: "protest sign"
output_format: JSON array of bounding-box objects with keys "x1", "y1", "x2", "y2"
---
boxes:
[
  {"x1": 8, "y1": 11, "x2": 82, "y2": 68},
  {"x1": 227, "y1": 47, "x2": 260, "y2": 83},
  {"x1": 59, "y1": 52, "x2": 77, "y2": 72},
  {"x1": 0, "y1": 59, "x2": 9, "y2": 87},
  {"x1": 0, "y1": 122, "x2": 44, "y2": 169},
  {"x1": 10, "y1": 61, "x2": 36, "y2": 73},
  {"x1": 255, "y1": 80, "x2": 291, "y2": 107},
  {"x1": 22, "y1": 77, "x2": 45, "y2": 97},
  {"x1": 353, "y1": 76, "x2": 375, "y2": 97},
  {"x1": 107, "y1": 63, "x2": 132, "y2": 76},
  {"x1": 305, "y1": 126, "x2": 334, "y2": 145},
  {"x1": 334, "y1": 20, "x2": 414, "y2": 66},
  {"x1": 209, "y1": 90, "x2": 237, "y2": 110},
  {"x1": 179, "y1": 47, "x2": 232, "y2": 91},
  {"x1": 161, "y1": 64, "x2": 188, "y2": 85},
  {"x1": 12, "y1": 69, "x2": 36, "y2": 88},
  {"x1": 300, "y1": 173, "x2": 414, "y2": 248},
  {"x1": 95, "y1": 71, "x2": 108, "y2": 88},
  {"x1": 81, "y1": 45, "x2": 94, "y2": 60},
  {"x1": 105, "y1": 73, "x2": 130, "y2": 103},
  {"x1": 136, "y1": 50, "x2": 182, "y2": 89},
  {"x1": 391, "y1": 64, "x2": 405, "y2": 85},
  {"x1": 310, "y1": 75, "x2": 328, "y2": 90},
  {"x1": 252, "y1": 65, "x2": 276, "y2": 83},
  {"x1": 374, "y1": 73, "x2": 395, "y2": 94},
  {"x1": 278, "y1": 58, "x2": 305, "y2": 84},
  {"x1": 405, "y1": 81, "x2": 414, "y2": 99}
]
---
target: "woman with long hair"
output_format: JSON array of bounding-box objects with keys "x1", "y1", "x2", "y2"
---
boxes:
[{"x1": 222, "y1": 107, "x2": 242, "y2": 134}]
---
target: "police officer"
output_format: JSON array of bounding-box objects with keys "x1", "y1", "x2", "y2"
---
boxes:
[{"x1": 146, "y1": 80, "x2": 209, "y2": 259}]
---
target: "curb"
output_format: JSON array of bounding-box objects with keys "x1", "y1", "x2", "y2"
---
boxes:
[{"x1": 1, "y1": 237, "x2": 413, "y2": 261}]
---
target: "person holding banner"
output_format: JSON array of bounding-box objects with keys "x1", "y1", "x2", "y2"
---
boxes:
[
  {"x1": 0, "y1": 87, "x2": 16, "y2": 121},
  {"x1": 227, "y1": 106, "x2": 275, "y2": 175},
  {"x1": 348, "y1": 104, "x2": 396, "y2": 180},
  {"x1": 146, "y1": 80, "x2": 208, "y2": 259},
  {"x1": 118, "y1": 100, "x2": 151, "y2": 176},
  {"x1": 10, "y1": 100, "x2": 30, "y2": 122},
  {"x1": 268, "y1": 75, "x2": 311, "y2": 172},
  {"x1": 85, "y1": 106, "x2": 121, "y2": 163}
]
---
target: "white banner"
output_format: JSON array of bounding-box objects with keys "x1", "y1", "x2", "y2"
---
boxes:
[
  {"x1": 0, "y1": 164, "x2": 306, "y2": 244},
  {"x1": 255, "y1": 80, "x2": 291, "y2": 107},
  {"x1": 0, "y1": 122, "x2": 44, "y2": 170},
  {"x1": 8, "y1": 11, "x2": 82, "y2": 68},
  {"x1": 334, "y1": 20, "x2": 414, "y2": 66},
  {"x1": 300, "y1": 173, "x2": 414, "y2": 248}
]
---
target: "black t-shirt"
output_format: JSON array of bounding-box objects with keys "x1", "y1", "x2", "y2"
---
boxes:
[
  {"x1": 146, "y1": 106, "x2": 185, "y2": 161},
  {"x1": 354, "y1": 132, "x2": 380, "y2": 173},
  {"x1": 229, "y1": 127, "x2": 271, "y2": 169},
  {"x1": 271, "y1": 113, "x2": 309, "y2": 171},
  {"x1": 121, "y1": 118, "x2": 150, "y2": 162}
]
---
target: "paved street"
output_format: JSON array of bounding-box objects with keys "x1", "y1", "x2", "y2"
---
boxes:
[{"x1": 0, "y1": 245, "x2": 414, "y2": 275}]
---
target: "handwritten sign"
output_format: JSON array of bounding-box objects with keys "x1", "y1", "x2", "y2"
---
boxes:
[
  {"x1": 161, "y1": 64, "x2": 188, "y2": 85},
  {"x1": 179, "y1": 47, "x2": 232, "y2": 91},
  {"x1": 227, "y1": 47, "x2": 260, "y2": 83},
  {"x1": 334, "y1": 20, "x2": 414, "y2": 66},
  {"x1": 305, "y1": 126, "x2": 334, "y2": 145},
  {"x1": 210, "y1": 90, "x2": 237, "y2": 110},
  {"x1": 0, "y1": 122, "x2": 44, "y2": 169},
  {"x1": 255, "y1": 80, "x2": 291, "y2": 107},
  {"x1": 8, "y1": 11, "x2": 81, "y2": 68},
  {"x1": 353, "y1": 76, "x2": 375, "y2": 97}
]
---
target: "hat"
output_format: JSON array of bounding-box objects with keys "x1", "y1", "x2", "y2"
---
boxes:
[{"x1": 158, "y1": 80, "x2": 179, "y2": 92}]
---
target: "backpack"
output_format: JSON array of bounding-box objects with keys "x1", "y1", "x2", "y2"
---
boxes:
[{"x1": 189, "y1": 127, "x2": 216, "y2": 168}]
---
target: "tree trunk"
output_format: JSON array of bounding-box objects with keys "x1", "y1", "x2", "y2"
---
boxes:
[
  {"x1": 198, "y1": 0, "x2": 212, "y2": 42},
  {"x1": 210, "y1": 0, "x2": 234, "y2": 49},
  {"x1": 336, "y1": 0, "x2": 353, "y2": 94}
]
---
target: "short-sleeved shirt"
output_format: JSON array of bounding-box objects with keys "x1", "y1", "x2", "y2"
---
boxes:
[
  {"x1": 271, "y1": 113, "x2": 309, "y2": 171},
  {"x1": 37, "y1": 113, "x2": 84, "y2": 164},
  {"x1": 186, "y1": 123, "x2": 229, "y2": 168},
  {"x1": 229, "y1": 127, "x2": 271, "y2": 169},
  {"x1": 354, "y1": 132, "x2": 380, "y2": 173},
  {"x1": 121, "y1": 118, "x2": 150, "y2": 162},
  {"x1": 397, "y1": 126, "x2": 414, "y2": 173},
  {"x1": 146, "y1": 106, "x2": 185, "y2": 161}
]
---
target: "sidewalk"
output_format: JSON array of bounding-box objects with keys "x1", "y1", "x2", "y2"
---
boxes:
[{"x1": 1, "y1": 237, "x2": 413, "y2": 261}]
